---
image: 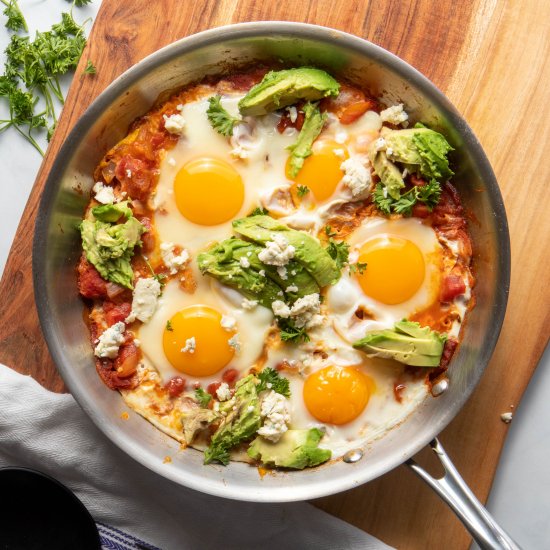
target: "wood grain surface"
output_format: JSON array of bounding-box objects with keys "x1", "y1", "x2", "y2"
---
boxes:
[{"x1": 1, "y1": 0, "x2": 549, "y2": 547}]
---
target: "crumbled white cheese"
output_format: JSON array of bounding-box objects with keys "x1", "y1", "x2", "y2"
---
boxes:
[
  {"x1": 163, "y1": 112, "x2": 186, "y2": 135},
  {"x1": 335, "y1": 131, "x2": 348, "y2": 144},
  {"x1": 287, "y1": 105, "x2": 298, "y2": 123},
  {"x1": 386, "y1": 147, "x2": 394, "y2": 157},
  {"x1": 92, "y1": 182, "x2": 115, "y2": 204},
  {"x1": 167, "y1": 157, "x2": 176, "y2": 167},
  {"x1": 276, "y1": 266, "x2": 288, "y2": 280},
  {"x1": 216, "y1": 382, "x2": 232, "y2": 402},
  {"x1": 133, "y1": 339, "x2": 140, "y2": 347},
  {"x1": 272, "y1": 293, "x2": 323, "y2": 329},
  {"x1": 341, "y1": 157, "x2": 372, "y2": 197},
  {"x1": 258, "y1": 233, "x2": 295, "y2": 266},
  {"x1": 380, "y1": 103, "x2": 409, "y2": 125},
  {"x1": 259, "y1": 270, "x2": 265, "y2": 277},
  {"x1": 125, "y1": 169, "x2": 132, "y2": 179},
  {"x1": 230, "y1": 121, "x2": 257, "y2": 160},
  {"x1": 501, "y1": 412, "x2": 513, "y2": 424},
  {"x1": 373, "y1": 137, "x2": 386, "y2": 151},
  {"x1": 286, "y1": 284, "x2": 298, "y2": 293},
  {"x1": 125, "y1": 278, "x2": 162, "y2": 324},
  {"x1": 220, "y1": 315, "x2": 237, "y2": 332},
  {"x1": 160, "y1": 242, "x2": 190, "y2": 275},
  {"x1": 333, "y1": 148, "x2": 346, "y2": 158},
  {"x1": 258, "y1": 390, "x2": 291, "y2": 442},
  {"x1": 239, "y1": 256, "x2": 250, "y2": 268},
  {"x1": 181, "y1": 337, "x2": 196, "y2": 354},
  {"x1": 230, "y1": 145, "x2": 250, "y2": 160},
  {"x1": 94, "y1": 322, "x2": 125, "y2": 359},
  {"x1": 241, "y1": 298, "x2": 258, "y2": 310},
  {"x1": 228, "y1": 334, "x2": 241, "y2": 353}
]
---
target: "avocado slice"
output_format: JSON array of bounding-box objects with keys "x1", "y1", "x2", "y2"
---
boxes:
[
  {"x1": 232, "y1": 215, "x2": 340, "y2": 287},
  {"x1": 368, "y1": 149, "x2": 405, "y2": 200},
  {"x1": 353, "y1": 320, "x2": 447, "y2": 367},
  {"x1": 204, "y1": 375, "x2": 261, "y2": 465},
  {"x1": 238, "y1": 67, "x2": 339, "y2": 116},
  {"x1": 286, "y1": 101, "x2": 327, "y2": 178},
  {"x1": 247, "y1": 428, "x2": 331, "y2": 469},
  {"x1": 198, "y1": 238, "x2": 319, "y2": 306},
  {"x1": 382, "y1": 125, "x2": 454, "y2": 181}
]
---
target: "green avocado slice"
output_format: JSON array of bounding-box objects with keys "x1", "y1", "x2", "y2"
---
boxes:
[
  {"x1": 232, "y1": 215, "x2": 340, "y2": 287},
  {"x1": 238, "y1": 67, "x2": 339, "y2": 116}
]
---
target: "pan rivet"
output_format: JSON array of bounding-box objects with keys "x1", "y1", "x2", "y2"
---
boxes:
[
  {"x1": 432, "y1": 378, "x2": 449, "y2": 396},
  {"x1": 343, "y1": 449, "x2": 363, "y2": 463}
]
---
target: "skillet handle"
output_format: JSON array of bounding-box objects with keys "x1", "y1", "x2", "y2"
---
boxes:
[{"x1": 406, "y1": 438, "x2": 521, "y2": 550}]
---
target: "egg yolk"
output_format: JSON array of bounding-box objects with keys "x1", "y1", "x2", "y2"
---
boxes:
[
  {"x1": 174, "y1": 157, "x2": 244, "y2": 225},
  {"x1": 163, "y1": 305, "x2": 235, "y2": 377},
  {"x1": 287, "y1": 140, "x2": 349, "y2": 202},
  {"x1": 303, "y1": 366, "x2": 372, "y2": 425},
  {"x1": 356, "y1": 236, "x2": 425, "y2": 305}
]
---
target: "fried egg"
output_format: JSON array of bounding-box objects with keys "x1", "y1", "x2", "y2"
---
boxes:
[{"x1": 326, "y1": 217, "x2": 444, "y2": 343}]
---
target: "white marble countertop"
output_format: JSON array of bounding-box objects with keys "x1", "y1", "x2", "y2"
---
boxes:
[{"x1": 0, "y1": 2, "x2": 548, "y2": 548}]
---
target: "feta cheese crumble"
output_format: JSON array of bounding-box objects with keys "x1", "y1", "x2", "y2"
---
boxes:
[
  {"x1": 167, "y1": 157, "x2": 176, "y2": 166},
  {"x1": 241, "y1": 298, "x2": 258, "y2": 310},
  {"x1": 380, "y1": 103, "x2": 409, "y2": 125},
  {"x1": 92, "y1": 182, "x2": 115, "y2": 204},
  {"x1": 163, "y1": 105, "x2": 186, "y2": 135},
  {"x1": 287, "y1": 105, "x2": 298, "y2": 123},
  {"x1": 160, "y1": 242, "x2": 190, "y2": 275},
  {"x1": 216, "y1": 382, "x2": 232, "y2": 402},
  {"x1": 276, "y1": 266, "x2": 288, "y2": 280},
  {"x1": 341, "y1": 157, "x2": 372, "y2": 198},
  {"x1": 220, "y1": 315, "x2": 237, "y2": 332},
  {"x1": 94, "y1": 322, "x2": 125, "y2": 359},
  {"x1": 501, "y1": 412, "x2": 513, "y2": 424},
  {"x1": 125, "y1": 278, "x2": 162, "y2": 323},
  {"x1": 271, "y1": 293, "x2": 323, "y2": 329},
  {"x1": 239, "y1": 256, "x2": 250, "y2": 268},
  {"x1": 228, "y1": 334, "x2": 241, "y2": 353},
  {"x1": 181, "y1": 337, "x2": 196, "y2": 354},
  {"x1": 258, "y1": 234, "x2": 295, "y2": 266},
  {"x1": 285, "y1": 284, "x2": 298, "y2": 293},
  {"x1": 258, "y1": 390, "x2": 291, "y2": 442},
  {"x1": 373, "y1": 137, "x2": 386, "y2": 151}
]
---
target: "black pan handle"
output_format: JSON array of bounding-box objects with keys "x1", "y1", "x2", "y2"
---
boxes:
[{"x1": 406, "y1": 438, "x2": 521, "y2": 550}]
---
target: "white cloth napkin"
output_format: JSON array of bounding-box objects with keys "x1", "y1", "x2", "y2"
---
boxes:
[{"x1": 0, "y1": 364, "x2": 392, "y2": 550}]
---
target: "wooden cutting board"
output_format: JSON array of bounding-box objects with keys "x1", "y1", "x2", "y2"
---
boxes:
[{"x1": 1, "y1": 0, "x2": 549, "y2": 547}]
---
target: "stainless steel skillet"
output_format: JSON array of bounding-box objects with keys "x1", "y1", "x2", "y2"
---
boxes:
[{"x1": 33, "y1": 22, "x2": 515, "y2": 548}]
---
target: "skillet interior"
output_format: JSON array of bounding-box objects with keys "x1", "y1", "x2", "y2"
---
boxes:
[{"x1": 33, "y1": 22, "x2": 509, "y2": 502}]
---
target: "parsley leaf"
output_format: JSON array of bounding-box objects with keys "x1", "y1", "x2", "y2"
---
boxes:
[
  {"x1": 165, "y1": 320, "x2": 174, "y2": 332},
  {"x1": 326, "y1": 238, "x2": 349, "y2": 269},
  {"x1": 297, "y1": 185, "x2": 310, "y2": 198},
  {"x1": 372, "y1": 183, "x2": 393, "y2": 215},
  {"x1": 69, "y1": 0, "x2": 93, "y2": 6},
  {"x1": 256, "y1": 367, "x2": 291, "y2": 397},
  {"x1": 248, "y1": 206, "x2": 269, "y2": 217},
  {"x1": 373, "y1": 180, "x2": 442, "y2": 216},
  {"x1": 204, "y1": 445, "x2": 230, "y2": 466},
  {"x1": 206, "y1": 94, "x2": 241, "y2": 137},
  {"x1": 324, "y1": 225, "x2": 337, "y2": 237},
  {"x1": 278, "y1": 319, "x2": 310, "y2": 344},
  {"x1": 83, "y1": 60, "x2": 96, "y2": 75},
  {"x1": 195, "y1": 388, "x2": 212, "y2": 408},
  {"x1": 1, "y1": 0, "x2": 27, "y2": 32},
  {"x1": 349, "y1": 262, "x2": 367, "y2": 275}
]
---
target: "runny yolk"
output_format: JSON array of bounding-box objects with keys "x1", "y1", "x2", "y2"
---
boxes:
[
  {"x1": 163, "y1": 305, "x2": 236, "y2": 377},
  {"x1": 287, "y1": 140, "x2": 349, "y2": 202},
  {"x1": 174, "y1": 157, "x2": 244, "y2": 225},
  {"x1": 356, "y1": 236, "x2": 425, "y2": 305},
  {"x1": 303, "y1": 366, "x2": 373, "y2": 425}
]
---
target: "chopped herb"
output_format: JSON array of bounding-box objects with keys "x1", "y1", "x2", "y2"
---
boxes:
[
  {"x1": 324, "y1": 225, "x2": 337, "y2": 237},
  {"x1": 278, "y1": 319, "x2": 310, "y2": 344},
  {"x1": 297, "y1": 185, "x2": 310, "y2": 198},
  {"x1": 256, "y1": 367, "x2": 291, "y2": 397},
  {"x1": 1, "y1": 0, "x2": 27, "y2": 32},
  {"x1": 349, "y1": 262, "x2": 367, "y2": 275},
  {"x1": 373, "y1": 179, "x2": 441, "y2": 216},
  {"x1": 194, "y1": 388, "x2": 212, "y2": 408},
  {"x1": 204, "y1": 445, "x2": 230, "y2": 466},
  {"x1": 206, "y1": 94, "x2": 241, "y2": 137},
  {"x1": 326, "y1": 239, "x2": 349, "y2": 270},
  {"x1": 83, "y1": 60, "x2": 96, "y2": 74},
  {"x1": 165, "y1": 320, "x2": 174, "y2": 332},
  {"x1": 248, "y1": 206, "x2": 269, "y2": 217},
  {"x1": 144, "y1": 258, "x2": 166, "y2": 287},
  {"x1": 68, "y1": 0, "x2": 93, "y2": 6}
]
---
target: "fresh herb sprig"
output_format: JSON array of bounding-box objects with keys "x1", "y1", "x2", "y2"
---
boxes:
[
  {"x1": 297, "y1": 185, "x2": 310, "y2": 198},
  {"x1": 373, "y1": 179, "x2": 441, "y2": 216},
  {"x1": 0, "y1": 1, "x2": 94, "y2": 155},
  {"x1": 326, "y1": 238, "x2": 349, "y2": 269},
  {"x1": 256, "y1": 367, "x2": 291, "y2": 397},
  {"x1": 206, "y1": 94, "x2": 241, "y2": 137},
  {"x1": 278, "y1": 318, "x2": 310, "y2": 344},
  {"x1": 195, "y1": 388, "x2": 212, "y2": 408}
]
